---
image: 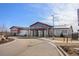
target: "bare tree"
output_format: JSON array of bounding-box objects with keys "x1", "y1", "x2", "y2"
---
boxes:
[{"x1": 0, "y1": 24, "x2": 8, "y2": 41}]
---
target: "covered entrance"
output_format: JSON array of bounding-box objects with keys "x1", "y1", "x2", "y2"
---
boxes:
[
  {"x1": 30, "y1": 29, "x2": 45, "y2": 37},
  {"x1": 29, "y1": 22, "x2": 53, "y2": 37}
]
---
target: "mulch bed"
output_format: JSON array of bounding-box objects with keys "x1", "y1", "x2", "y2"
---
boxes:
[
  {"x1": 0, "y1": 38, "x2": 15, "y2": 44},
  {"x1": 60, "y1": 46, "x2": 79, "y2": 56}
]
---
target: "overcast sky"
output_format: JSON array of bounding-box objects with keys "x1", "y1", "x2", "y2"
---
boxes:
[
  {"x1": 41, "y1": 4, "x2": 79, "y2": 32},
  {"x1": 0, "y1": 3, "x2": 79, "y2": 32}
]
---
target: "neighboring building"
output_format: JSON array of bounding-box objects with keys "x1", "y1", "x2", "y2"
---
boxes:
[
  {"x1": 54, "y1": 25, "x2": 72, "y2": 37},
  {"x1": 10, "y1": 26, "x2": 29, "y2": 36},
  {"x1": 10, "y1": 22, "x2": 72, "y2": 37}
]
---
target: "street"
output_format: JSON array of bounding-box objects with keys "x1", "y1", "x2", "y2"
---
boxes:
[{"x1": 0, "y1": 37, "x2": 61, "y2": 56}]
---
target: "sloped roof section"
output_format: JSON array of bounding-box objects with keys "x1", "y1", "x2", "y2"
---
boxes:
[
  {"x1": 30, "y1": 22, "x2": 52, "y2": 28},
  {"x1": 54, "y1": 25, "x2": 71, "y2": 29},
  {"x1": 10, "y1": 26, "x2": 29, "y2": 30}
]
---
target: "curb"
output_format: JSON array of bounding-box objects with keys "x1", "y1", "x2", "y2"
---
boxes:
[
  {"x1": 48, "y1": 42, "x2": 65, "y2": 56},
  {"x1": 39, "y1": 38, "x2": 69, "y2": 56},
  {"x1": 57, "y1": 46, "x2": 69, "y2": 56}
]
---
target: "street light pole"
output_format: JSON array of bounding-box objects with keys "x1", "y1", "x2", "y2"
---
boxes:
[{"x1": 51, "y1": 15, "x2": 54, "y2": 40}]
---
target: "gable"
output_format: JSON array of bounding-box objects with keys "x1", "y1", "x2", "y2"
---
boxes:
[
  {"x1": 11, "y1": 27, "x2": 17, "y2": 30},
  {"x1": 10, "y1": 26, "x2": 19, "y2": 29},
  {"x1": 30, "y1": 22, "x2": 52, "y2": 28},
  {"x1": 10, "y1": 26, "x2": 19, "y2": 31}
]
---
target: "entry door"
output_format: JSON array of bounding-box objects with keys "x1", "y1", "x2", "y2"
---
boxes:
[
  {"x1": 39, "y1": 30, "x2": 44, "y2": 37},
  {"x1": 35, "y1": 30, "x2": 38, "y2": 37},
  {"x1": 42, "y1": 30, "x2": 44, "y2": 37}
]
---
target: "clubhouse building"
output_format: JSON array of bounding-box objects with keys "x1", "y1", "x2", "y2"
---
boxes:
[{"x1": 10, "y1": 22, "x2": 73, "y2": 37}]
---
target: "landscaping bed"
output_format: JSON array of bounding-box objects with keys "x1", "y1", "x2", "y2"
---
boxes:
[
  {"x1": 60, "y1": 45, "x2": 79, "y2": 56},
  {"x1": 0, "y1": 38, "x2": 14, "y2": 44}
]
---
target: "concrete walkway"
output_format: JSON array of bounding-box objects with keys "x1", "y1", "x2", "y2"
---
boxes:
[
  {"x1": 0, "y1": 37, "x2": 61, "y2": 56},
  {"x1": 38, "y1": 38, "x2": 79, "y2": 46}
]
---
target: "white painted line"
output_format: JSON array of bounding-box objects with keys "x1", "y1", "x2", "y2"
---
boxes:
[{"x1": 57, "y1": 46, "x2": 69, "y2": 56}]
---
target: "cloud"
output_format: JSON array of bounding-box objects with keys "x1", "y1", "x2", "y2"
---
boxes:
[{"x1": 41, "y1": 4, "x2": 79, "y2": 32}]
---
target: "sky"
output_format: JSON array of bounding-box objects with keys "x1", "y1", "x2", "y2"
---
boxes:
[{"x1": 0, "y1": 3, "x2": 79, "y2": 32}]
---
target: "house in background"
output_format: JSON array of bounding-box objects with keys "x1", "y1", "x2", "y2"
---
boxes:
[
  {"x1": 10, "y1": 26, "x2": 29, "y2": 36},
  {"x1": 10, "y1": 22, "x2": 72, "y2": 37}
]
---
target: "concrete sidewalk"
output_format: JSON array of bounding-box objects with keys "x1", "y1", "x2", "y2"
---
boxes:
[{"x1": 38, "y1": 38, "x2": 79, "y2": 46}]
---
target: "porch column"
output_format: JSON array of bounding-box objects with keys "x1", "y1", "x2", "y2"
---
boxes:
[
  {"x1": 29, "y1": 30, "x2": 32, "y2": 37},
  {"x1": 28, "y1": 29, "x2": 31, "y2": 37},
  {"x1": 33, "y1": 30, "x2": 34, "y2": 37},
  {"x1": 31, "y1": 30, "x2": 33, "y2": 37},
  {"x1": 27, "y1": 29, "x2": 29, "y2": 37},
  {"x1": 44, "y1": 30, "x2": 46, "y2": 37},
  {"x1": 33, "y1": 30, "x2": 36, "y2": 37},
  {"x1": 38, "y1": 30, "x2": 41, "y2": 37},
  {"x1": 46, "y1": 28, "x2": 49, "y2": 37}
]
